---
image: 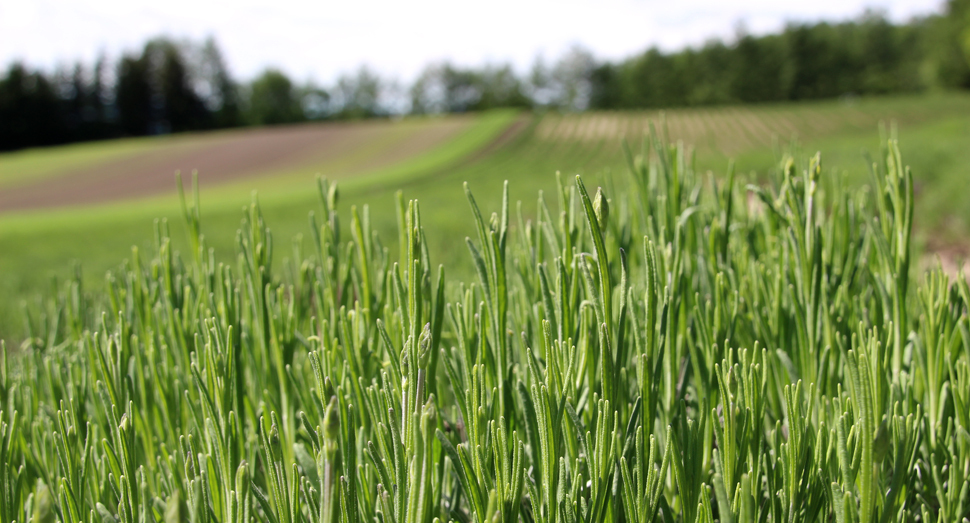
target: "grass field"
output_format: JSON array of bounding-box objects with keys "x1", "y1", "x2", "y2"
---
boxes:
[{"x1": 2, "y1": 93, "x2": 970, "y2": 342}]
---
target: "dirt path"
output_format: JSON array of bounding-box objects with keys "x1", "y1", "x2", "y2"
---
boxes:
[{"x1": 0, "y1": 117, "x2": 474, "y2": 214}]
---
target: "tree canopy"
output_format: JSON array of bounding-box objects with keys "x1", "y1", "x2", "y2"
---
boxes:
[{"x1": 2, "y1": 8, "x2": 969, "y2": 151}]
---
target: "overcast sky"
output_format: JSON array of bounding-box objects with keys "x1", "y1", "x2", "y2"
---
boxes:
[{"x1": 0, "y1": 0, "x2": 945, "y2": 85}]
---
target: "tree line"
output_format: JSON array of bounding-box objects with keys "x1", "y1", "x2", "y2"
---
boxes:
[{"x1": 2, "y1": 2, "x2": 969, "y2": 151}]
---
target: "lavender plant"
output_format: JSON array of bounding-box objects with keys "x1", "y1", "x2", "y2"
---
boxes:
[{"x1": 1, "y1": 135, "x2": 968, "y2": 523}]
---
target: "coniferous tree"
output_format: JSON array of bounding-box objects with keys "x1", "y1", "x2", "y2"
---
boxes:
[
  {"x1": 589, "y1": 63, "x2": 622, "y2": 109},
  {"x1": 0, "y1": 63, "x2": 63, "y2": 150},
  {"x1": 145, "y1": 39, "x2": 209, "y2": 132},
  {"x1": 200, "y1": 37, "x2": 241, "y2": 127},
  {"x1": 116, "y1": 54, "x2": 152, "y2": 136}
]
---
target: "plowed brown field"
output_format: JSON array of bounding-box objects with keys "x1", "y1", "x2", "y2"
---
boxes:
[{"x1": 0, "y1": 115, "x2": 475, "y2": 213}]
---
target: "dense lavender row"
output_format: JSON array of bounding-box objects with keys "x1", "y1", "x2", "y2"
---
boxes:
[{"x1": 1, "y1": 135, "x2": 968, "y2": 522}]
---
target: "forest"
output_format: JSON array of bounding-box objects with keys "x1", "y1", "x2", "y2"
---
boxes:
[{"x1": 1, "y1": 2, "x2": 969, "y2": 151}]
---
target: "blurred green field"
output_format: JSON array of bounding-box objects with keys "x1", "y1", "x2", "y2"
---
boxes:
[{"x1": 2, "y1": 93, "x2": 970, "y2": 342}]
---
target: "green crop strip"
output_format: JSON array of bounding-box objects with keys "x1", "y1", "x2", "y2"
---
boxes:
[{"x1": 1, "y1": 133, "x2": 969, "y2": 523}]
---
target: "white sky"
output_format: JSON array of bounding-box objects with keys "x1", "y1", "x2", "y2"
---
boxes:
[{"x1": 0, "y1": 0, "x2": 946, "y2": 85}]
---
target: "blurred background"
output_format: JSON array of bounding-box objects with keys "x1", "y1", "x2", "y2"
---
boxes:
[
  {"x1": 1, "y1": 0, "x2": 967, "y2": 144},
  {"x1": 1, "y1": 0, "x2": 969, "y2": 341}
]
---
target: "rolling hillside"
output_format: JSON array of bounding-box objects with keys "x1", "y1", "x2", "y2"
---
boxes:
[
  {"x1": 0, "y1": 114, "x2": 485, "y2": 212},
  {"x1": 2, "y1": 94, "x2": 970, "y2": 341}
]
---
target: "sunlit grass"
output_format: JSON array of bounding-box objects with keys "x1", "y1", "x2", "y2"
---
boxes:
[{"x1": 1, "y1": 127, "x2": 967, "y2": 521}]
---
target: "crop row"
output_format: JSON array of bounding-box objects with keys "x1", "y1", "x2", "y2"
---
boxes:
[{"x1": 1, "y1": 136, "x2": 968, "y2": 522}]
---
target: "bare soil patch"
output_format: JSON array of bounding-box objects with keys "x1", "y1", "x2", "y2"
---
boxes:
[{"x1": 0, "y1": 117, "x2": 474, "y2": 214}]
